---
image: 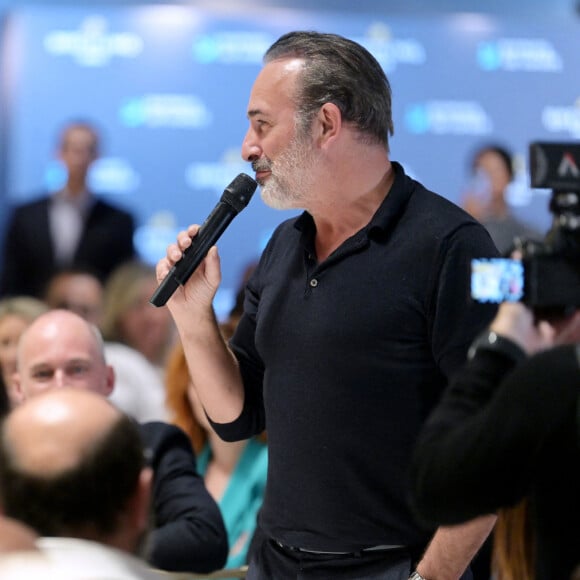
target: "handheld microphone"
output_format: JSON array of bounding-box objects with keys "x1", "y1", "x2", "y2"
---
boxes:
[{"x1": 150, "y1": 173, "x2": 258, "y2": 307}]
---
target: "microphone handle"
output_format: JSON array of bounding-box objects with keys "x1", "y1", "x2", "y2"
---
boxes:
[
  {"x1": 149, "y1": 271, "x2": 180, "y2": 308},
  {"x1": 149, "y1": 203, "x2": 236, "y2": 307}
]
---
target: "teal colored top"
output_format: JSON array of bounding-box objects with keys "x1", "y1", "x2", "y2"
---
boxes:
[{"x1": 197, "y1": 438, "x2": 268, "y2": 570}]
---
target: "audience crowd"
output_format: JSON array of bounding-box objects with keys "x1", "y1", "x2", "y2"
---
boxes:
[{"x1": 0, "y1": 79, "x2": 575, "y2": 580}]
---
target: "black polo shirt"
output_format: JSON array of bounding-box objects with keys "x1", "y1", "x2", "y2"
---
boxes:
[{"x1": 217, "y1": 162, "x2": 499, "y2": 552}]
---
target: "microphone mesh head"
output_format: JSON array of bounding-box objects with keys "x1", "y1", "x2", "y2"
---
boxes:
[{"x1": 222, "y1": 173, "x2": 258, "y2": 213}]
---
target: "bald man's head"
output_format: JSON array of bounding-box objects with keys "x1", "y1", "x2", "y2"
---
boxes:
[
  {"x1": 13, "y1": 309, "x2": 114, "y2": 401},
  {"x1": 0, "y1": 389, "x2": 150, "y2": 548},
  {"x1": 4, "y1": 388, "x2": 120, "y2": 476}
]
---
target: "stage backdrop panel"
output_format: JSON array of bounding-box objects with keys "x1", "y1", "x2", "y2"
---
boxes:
[{"x1": 2, "y1": 6, "x2": 578, "y2": 317}]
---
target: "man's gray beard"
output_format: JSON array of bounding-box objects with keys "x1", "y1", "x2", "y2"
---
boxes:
[
  {"x1": 260, "y1": 177, "x2": 298, "y2": 210},
  {"x1": 260, "y1": 133, "x2": 315, "y2": 210}
]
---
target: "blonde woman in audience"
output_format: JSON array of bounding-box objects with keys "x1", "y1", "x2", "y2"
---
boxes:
[
  {"x1": 101, "y1": 260, "x2": 176, "y2": 377},
  {"x1": 0, "y1": 296, "x2": 48, "y2": 406}
]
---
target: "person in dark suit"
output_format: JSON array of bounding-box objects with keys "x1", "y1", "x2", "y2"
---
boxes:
[
  {"x1": 11, "y1": 308, "x2": 229, "y2": 574},
  {"x1": 0, "y1": 120, "x2": 136, "y2": 298}
]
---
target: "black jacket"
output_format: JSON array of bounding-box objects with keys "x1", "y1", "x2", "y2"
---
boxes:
[
  {"x1": 0, "y1": 195, "x2": 135, "y2": 297},
  {"x1": 411, "y1": 344, "x2": 580, "y2": 580},
  {"x1": 139, "y1": 421, "x2": 228, "y2": 573}
]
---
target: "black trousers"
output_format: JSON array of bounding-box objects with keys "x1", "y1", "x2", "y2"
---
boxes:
[
  {"x1": 247, "y1": 535, "x2": 476, "y2": 580},
  {"x1": 246, "y1": 538, "x2": 413, "y2": 580}
]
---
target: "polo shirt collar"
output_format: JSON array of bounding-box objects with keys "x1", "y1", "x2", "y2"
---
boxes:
[{"x1": 294, "y1": 161, "x2": 413, "y2": 239}]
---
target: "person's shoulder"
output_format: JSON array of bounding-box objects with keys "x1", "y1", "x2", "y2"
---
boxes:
[
  {"x1": 405, "y1": 175, "x2": 488, "y2": 234},
  {"x1": 139, "y1": 420, "x2": 185, "y2": 440},
  {"x1": 531, "y1": 343, "x2": 579, "y2": 368},
  {"x1": 414, "y1": 182, "x2": 473, "y2": 218},
  {"x1": 9, "y1": 194, "x2": 51, "y2": 215},
  {"x1": 38, "y1": 537, "x2": 165, "y2": 579},
  {"x1": 90, "y1": 196, "x2": 135, "y2": 222},
  {"x1": 509, "y1": 215, "x2": 544, "y2": 241},
  {"x1": 394, "y1": 162, "x2": 473, "y2": 219},
  {"x1": 0, "y1": 551, "x2": 79, "y2": 580},
  {"x1": 139, "y1": 421, "x2": 194, "y2": 458}
]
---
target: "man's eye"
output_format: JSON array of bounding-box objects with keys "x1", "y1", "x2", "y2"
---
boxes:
[
  {"x1": 33, "y1": 370, "x2": 53, "y2": 380},
  {"x1": 69, "y1": 364, "x2": 89, "y2": 376}
]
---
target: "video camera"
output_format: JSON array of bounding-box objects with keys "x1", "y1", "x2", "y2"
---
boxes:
[{"x1": 471, "y1": 142, "x2": 580, "y2": 318}]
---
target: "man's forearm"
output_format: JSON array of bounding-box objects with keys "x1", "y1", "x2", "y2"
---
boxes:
[
  {"x1": 177, "y1": 306, "x2": 246, "y2": 424},
  {"x1": 415, "y1": 514, "x2": 497, "y2": 580}
]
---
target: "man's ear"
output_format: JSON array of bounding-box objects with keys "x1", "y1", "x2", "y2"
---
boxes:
[
  {"x1": 315, "y1": 102, "x2": 342, "y2": 146},
  {"x1": 103, "y1": 365, "x2": 115, "y2": 397},
  {"x1": 9, "y1": 373, "x2": 25, "y2": 406},
  {"x1": 131, "y1": 467, "x2": 154, "y2": 534}
]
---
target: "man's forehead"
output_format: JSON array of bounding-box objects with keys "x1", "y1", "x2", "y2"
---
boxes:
[
  {"x1": 63, "y1": 125, "x2": 96, "y2": 143},
  {"x1": 19, "y1": 339, "x2": 101, "y2": 376},
  {"x1": 258, "y1": 58, "x2": 303, "y2": 84},
  {"x1": 248, "y1": 58, "x2": 303, "y2": 109},
  {"x1": 20, "y1": 316, "x2": 99, "y2": 356},
  {"x1": 28, "y1": 356, "x2": 93, "y2": 369}
]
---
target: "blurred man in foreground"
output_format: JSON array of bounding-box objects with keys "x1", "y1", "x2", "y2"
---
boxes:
[
  {"x1": 0, "y1": 388, "x2": 164, "y2": 579},
  {"x1": 11, "y1": 309, "x2": 228, "y2": 574}
]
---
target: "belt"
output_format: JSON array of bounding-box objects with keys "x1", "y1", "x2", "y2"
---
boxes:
[{"x1": 275, "y1": 540, "x2": 405, "y2": 556}]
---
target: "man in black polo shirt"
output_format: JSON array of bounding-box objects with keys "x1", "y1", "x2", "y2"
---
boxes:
[{"x1": 157, "y1": 31, "x2": 499, "y2": 579}]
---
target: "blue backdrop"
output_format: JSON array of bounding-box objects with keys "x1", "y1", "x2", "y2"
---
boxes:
[{"x1": 2, "y1": 6, "x2": 579, "y2": 317}]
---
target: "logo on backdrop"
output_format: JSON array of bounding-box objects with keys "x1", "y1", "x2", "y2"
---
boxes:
[
  {"x1": 355, "y1": 22, "x2": 426, "y2": 73},
  {"x1": 477, "y1": 38, "x2": 563, "y2": 72},
  {"x1": 119, "y1": 94, "x2": 212, "y2": 128},
  {"x1": 133, "y1": 211, "x2": 181, "y2": 266},
  {"x1": 542, "y1": 101, "x2": 580, "y2": 138},
  {"x1": 192, "y1": 31, "x2": 274, "y2": 64},
  {"x1": 185, "y1": 148, "x2": 249, "y2": 197},
  {"x1": 43, "y1": 16, "x2": 143, "y2": 67},
  {"x1": 404, "y1": 101, "x2": 492, "y2": 135}
]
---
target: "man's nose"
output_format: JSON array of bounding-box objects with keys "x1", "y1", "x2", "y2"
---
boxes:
[
  {"x1": 241, "y1": 129, "x2": 261, "y2": 162},
  {"x1": 53, "y1": 369, "x2": 70, "y2": 389}
]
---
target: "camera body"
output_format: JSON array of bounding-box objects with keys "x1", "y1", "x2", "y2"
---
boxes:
[{"x1": 471, "y1": 142, "x2": 580, "y2": 315}]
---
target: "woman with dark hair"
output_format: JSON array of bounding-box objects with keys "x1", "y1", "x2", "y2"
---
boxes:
[{"x1": 462, "y1": 143, "x2": 542, "y2": 254}]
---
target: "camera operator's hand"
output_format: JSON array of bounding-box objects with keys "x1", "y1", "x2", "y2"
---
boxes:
[{"x1": 489, "y1": 302, "x2": 555, "y2": 356}]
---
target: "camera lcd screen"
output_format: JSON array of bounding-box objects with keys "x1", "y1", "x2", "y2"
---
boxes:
[{"x1": 471, "y1": 258, "x2": 524, "y2": 303}]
